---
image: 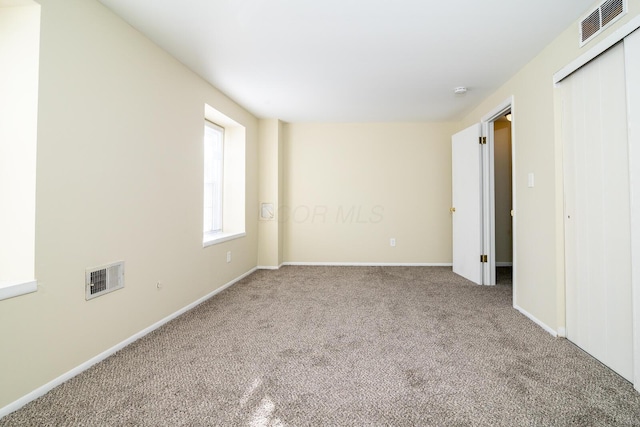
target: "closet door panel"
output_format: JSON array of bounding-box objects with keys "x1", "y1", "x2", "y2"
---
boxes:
[{"x1": 562, "y1": 41, "x2": 633, "y2": 382}]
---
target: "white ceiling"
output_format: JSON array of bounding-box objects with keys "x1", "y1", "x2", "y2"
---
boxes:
[{"x1": 97, "y1": 0, "x2": 596, "y2": 122}]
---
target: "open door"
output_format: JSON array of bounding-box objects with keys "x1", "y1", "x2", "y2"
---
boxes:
[{"x1": 451, "y1": 124, "x2": 483, "y2": 285}]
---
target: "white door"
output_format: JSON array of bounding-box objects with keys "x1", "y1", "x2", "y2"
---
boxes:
[
  {"x1": 561, "y1": 41, "x2": 633, "y2": 382},
  {"x1": 452, "y1": 124, "x2": 483, "y2": 285}
]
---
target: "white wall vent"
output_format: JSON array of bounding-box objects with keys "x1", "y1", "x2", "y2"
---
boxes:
[
  {"x1": 85, "y1": 261, "x2": 124, "y2": 300},
  {"x1": 580, "y1": 0, "x2": 626, "y2": 47}
]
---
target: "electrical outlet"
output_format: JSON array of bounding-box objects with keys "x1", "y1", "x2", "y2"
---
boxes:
[
  {"x1": 390, "y1": 238, "x2": 396, "y2": 247},
  {"x1": 226, "y1": 251, "x2": 232, "y2": 263}
]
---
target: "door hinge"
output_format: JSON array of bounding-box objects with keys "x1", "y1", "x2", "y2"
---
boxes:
[
  {"x1": 480, "y1": 254, "x2": 488, "y2": 263},
  {"x1": 479, "y1": 136, "x2": 487, "y2": 145}
]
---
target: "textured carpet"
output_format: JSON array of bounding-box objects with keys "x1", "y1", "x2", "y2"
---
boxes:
[{"x1": 2, "y1": 266, "x2": 640, "y2": 426}]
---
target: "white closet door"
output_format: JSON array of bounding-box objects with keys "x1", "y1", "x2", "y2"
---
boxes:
[{"x1": 562, "y1": 42, "x2": 633, "y2": 382}]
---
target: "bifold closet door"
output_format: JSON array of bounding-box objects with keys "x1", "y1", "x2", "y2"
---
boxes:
[{"x1": 561, "y1": 41, "x2": 633, "y2": 382}]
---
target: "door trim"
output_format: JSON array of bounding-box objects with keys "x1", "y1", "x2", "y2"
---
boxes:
[{"x1": 481, "y1": 97, "x2": 516, "y2": 300}]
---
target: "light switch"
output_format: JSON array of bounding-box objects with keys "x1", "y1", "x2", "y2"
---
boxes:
[{"x1": 528, "y1": 173, "x2": 535, "y2": 188}]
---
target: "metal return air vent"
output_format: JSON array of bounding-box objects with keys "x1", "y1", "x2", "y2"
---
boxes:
[
  {"x1": 85, "y1": 261, "x2": 124, "y2": 300},
  {"x1": 580, "y1": 0, "x2": 626, "y2": 46}
]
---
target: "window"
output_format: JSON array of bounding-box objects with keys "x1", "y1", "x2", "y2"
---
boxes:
[
  {"x1": 203, "y1": 121, "x2": 224, "y2": 237},
  {"x1": 0, "y1": 1, "x2": 40, "y2": 300},
  {"x1": 202, "y1": 104, "x2": 246, "y2": 247}
]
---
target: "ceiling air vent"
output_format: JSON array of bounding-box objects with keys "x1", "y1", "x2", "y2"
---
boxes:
[
  {"x1": 580, "y1": 0, "x2": 626, "y2": 47},
  {"x1": 85, "y1": 261, "x2": 124, "y2": 300}
]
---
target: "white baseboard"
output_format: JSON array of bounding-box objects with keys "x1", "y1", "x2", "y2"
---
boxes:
[
  {"x1": 0, "y1": 267, "x2": 258, "y2": 419},
  {"x1": 514, "y1": 304, "x2": 558, "y2": 337},
  {"x1": 257, "y1": 264, "x2": 284, "y2": 270},
  {"x1": 282, "y1": 262, "x2": 453, "y2": 267},
  {"x1": 557, "y1": 327, "x2": 567, "y2": 338}
]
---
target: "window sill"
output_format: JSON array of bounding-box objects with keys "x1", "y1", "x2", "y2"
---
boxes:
[
  {"x1": 0, "y1": 279, "x2": 37, "y2": 301},
  {"x1": 203, "y1": 231, "x2": 246, "y2": 247}
]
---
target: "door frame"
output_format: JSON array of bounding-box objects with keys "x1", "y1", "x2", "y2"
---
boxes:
[
  {"x1": 554, "y1": 18, "x2": 640, "y2": 393},
  {"x1": 481, "y1": 97, "x2": 516, "y2": 302},
  {"x1": 626, "y1": 25, "x2": 640, "y2": 395}
]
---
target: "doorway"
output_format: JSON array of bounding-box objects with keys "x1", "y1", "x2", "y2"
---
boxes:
[
  {"x1": 451, "y1": 98, "x2": 515, "y2": 290},
  {"x1": 483, "y1": 99, "x2": 515, "y2": 289},
  {"x1": 493, "y1": 114, "x2": 513, "y2": 286}
]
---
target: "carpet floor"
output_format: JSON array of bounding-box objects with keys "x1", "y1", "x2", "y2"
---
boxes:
[{"x1": 2, "y1": 266, "x2": 640, "y2": 426}]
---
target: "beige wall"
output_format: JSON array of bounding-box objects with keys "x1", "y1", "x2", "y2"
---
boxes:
[
  {"x1": 258, "y1": 119, "x2": 284, "y2": 267},
  {"x1": 461, "y1": 0, "x2": 640, "y2": 331},
  {"x1": 0, "y1": 0, "x2": 258, "y2": 409},
  {"x1": 283, "y1": 122, "x2": 458, "y2": 264}
]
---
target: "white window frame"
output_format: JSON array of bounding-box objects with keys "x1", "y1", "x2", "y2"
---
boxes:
[
  {"x1": 0, "y1": 1, "x2": 40, "y2": 300},
  {"x1": 202, "y1": 105, "x2": 246, "y2": 247},
  {"x1": 203, "y1": 120, "x2": 224, "y2": 240}
]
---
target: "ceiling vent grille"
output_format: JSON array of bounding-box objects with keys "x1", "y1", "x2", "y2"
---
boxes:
[
  {"x1": 85, "y1": 261, "x2": 124, "y2": 300},
  {"x1": 580, "y1": 0, "x2": 626, "y2": 46}
]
